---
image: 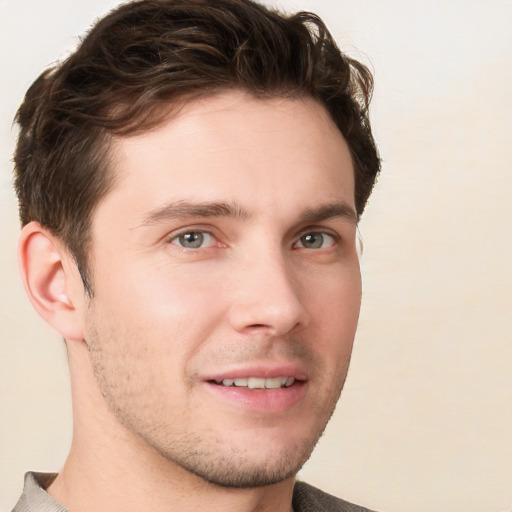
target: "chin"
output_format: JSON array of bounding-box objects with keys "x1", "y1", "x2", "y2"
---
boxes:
[
  {"x1": 153, "y1": 427, "x2": 322, "y2": 489},
  {"x1": 176, "y1": 448, "x2": 311, "y2": 489}
]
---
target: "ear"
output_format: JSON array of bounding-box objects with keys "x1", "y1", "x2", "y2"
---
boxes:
[{"x1": 18, "y1": 222, "x2": 86, "y2": 341}]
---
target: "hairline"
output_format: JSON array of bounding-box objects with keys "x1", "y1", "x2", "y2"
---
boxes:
[{"x1": 78, "y1": 87, "x2": 354, "y2": 294}]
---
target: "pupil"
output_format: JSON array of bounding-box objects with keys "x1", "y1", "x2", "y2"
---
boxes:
[
  {"x1": 303, "y1": 233, "x2": 323, "y2": 248},
  {"x1": 181, "y1": 232, "x2": 203, "y2": 248}
]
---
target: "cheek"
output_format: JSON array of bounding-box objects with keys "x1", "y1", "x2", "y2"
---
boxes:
[
  {"x1": 90, "y1": 259, "x2": 229, "y2": 355},
  {"x1": 306, "y1": 262, "x2": 361, "y2": 323},
  {"x1": 304, "y1": 263, "x2": 361, "y2": 362}
]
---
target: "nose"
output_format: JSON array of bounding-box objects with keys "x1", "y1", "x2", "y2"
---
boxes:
[{"x1": 227, "y1": 250, "x2": 310, "y2": 337}]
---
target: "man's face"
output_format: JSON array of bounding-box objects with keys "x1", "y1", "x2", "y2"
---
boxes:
[{"x1": 84, "y1": 91, "x2": 361, "y2": 487}]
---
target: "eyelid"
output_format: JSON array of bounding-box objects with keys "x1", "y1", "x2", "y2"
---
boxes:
[
  {"x1": 293, "y1": 228, "x2": 339, "y2": 249},
  {"x1": 166, "y1": 226, "x2": 222, "y2": 249}
]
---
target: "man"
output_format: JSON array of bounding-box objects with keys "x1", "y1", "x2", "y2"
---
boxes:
[{"x1": 11, "y1": 0, "x2": 380, "y2": 511}]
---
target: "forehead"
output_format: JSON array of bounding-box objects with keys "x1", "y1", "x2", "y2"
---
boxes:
[{"x1": 98, "y1": 91, "x2": 355, "y2": 226}]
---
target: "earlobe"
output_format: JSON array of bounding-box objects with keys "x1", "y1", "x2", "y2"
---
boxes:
[{"x1": 18, "y1": 222, "x2": 85, "y2": 341}]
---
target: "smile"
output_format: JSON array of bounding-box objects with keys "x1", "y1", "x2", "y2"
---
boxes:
[{"x1": 215, "y1": 377, "x2": 296, "y2": 389}]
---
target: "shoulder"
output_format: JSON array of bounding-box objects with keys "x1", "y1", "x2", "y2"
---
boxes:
[{"x1": 292, "y1": 481, "x2": 379, "y2": 512}]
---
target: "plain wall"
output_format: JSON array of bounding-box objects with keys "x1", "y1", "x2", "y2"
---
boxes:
[{"x1": 1, "y1": 1, "x2": 512, "y2": 511}]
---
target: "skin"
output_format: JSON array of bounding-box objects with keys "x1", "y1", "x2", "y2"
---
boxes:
[{"x1": 21, "y1": 91, "x2": 362, "y2": 512}]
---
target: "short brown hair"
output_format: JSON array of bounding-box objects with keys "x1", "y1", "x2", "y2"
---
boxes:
[{"x1": 14, "y1": 0, "x2": 380, "y2": 293}]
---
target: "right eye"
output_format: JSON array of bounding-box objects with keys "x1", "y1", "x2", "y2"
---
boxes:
[{"x1": 170, "y1": 231, "x2": 216, "y2": 249}]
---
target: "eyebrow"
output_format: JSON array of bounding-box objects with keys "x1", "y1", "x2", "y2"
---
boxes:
[
  {"x1": 299, "y1": 202, "x2": 358, "y2": 225},
  {"x1": 137, "y1": 200, "x2": 357, "y2": 228},
  {"x1": 138, "y1": 200, "x2": 250, "y2": 226}
]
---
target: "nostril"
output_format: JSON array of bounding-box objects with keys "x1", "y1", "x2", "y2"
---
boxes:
[{"x1": 228, "y1": 286, "x2": 309, "y2": 336}]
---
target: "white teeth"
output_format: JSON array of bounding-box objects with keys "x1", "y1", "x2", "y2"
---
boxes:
[
  {"x1": 248, "y1": 377, "x2": 266, "y2": 389},
  {"x1": 219, "y1": 377, "x2": 296, "y2": 389},
  {"x1": 265, "y1": 377, "x2": 283, "y2": 389}
]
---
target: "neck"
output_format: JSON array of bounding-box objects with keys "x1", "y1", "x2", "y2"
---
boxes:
[{"x1": 47, "y1": 342, "x2": 295, "y2": 512}]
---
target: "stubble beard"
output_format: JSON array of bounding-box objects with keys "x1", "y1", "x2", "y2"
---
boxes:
[
  {"x1": 149, "y1": 413, "x2": 334, "y2": 489},
  {"x1": 85, "y1": 317, "x2": 348, "y2": 489}
]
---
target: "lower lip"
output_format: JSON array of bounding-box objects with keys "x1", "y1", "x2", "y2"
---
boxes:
[{"x1": 203, "y1": 381, "x2": 308, "y2": 413}]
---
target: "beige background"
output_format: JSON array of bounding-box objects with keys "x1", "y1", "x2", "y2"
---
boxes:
[{"x1": 1, "y1": 1, "x2": 512, "y2": 511}]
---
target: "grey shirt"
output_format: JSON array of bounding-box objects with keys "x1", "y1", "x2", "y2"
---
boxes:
[
  {"x1": 12, "y1": 472, "x2": 377, "y2": 512},
  {"x1": 11, "y1": 473, "x2": 65, "y2": 512}
]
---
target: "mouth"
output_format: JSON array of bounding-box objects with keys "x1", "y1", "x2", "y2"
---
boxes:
[
  {"x1": 211, "y1": 376, "x2": 296, "y2": 389},
  {"x1": 202, "y1": 363, "x2": 308, "y2": 412},
  {"x1": 204, "y1": 372, "x2": 306, "y2": 413}
]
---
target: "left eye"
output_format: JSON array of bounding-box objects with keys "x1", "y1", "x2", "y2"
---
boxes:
[
  {"x1": 295, "y1": 232, "x2": 336, "y2": 249},
  {"x1": 171, "y1": 231, "x2": 215, "y2": 249}
]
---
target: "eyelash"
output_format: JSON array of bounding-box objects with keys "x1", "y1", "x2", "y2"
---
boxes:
[
  {"x1": 294, "y1": 231, "x2": 338, "y2": 250},
  {"x1": 167, "y1": 228, "x2": 339, "y2": 251},
  {"x1": 168, "y1": 229, "x2": 219, "y2": 249}
]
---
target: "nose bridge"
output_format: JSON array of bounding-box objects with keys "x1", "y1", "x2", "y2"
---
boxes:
[{"x1": 228, "y1": 243, "x2": 309, "y2": 335}]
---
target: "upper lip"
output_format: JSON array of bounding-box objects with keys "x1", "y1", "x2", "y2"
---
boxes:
[{"x1": 203, "y1": 362, "x2": 308, "y2": 383}]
